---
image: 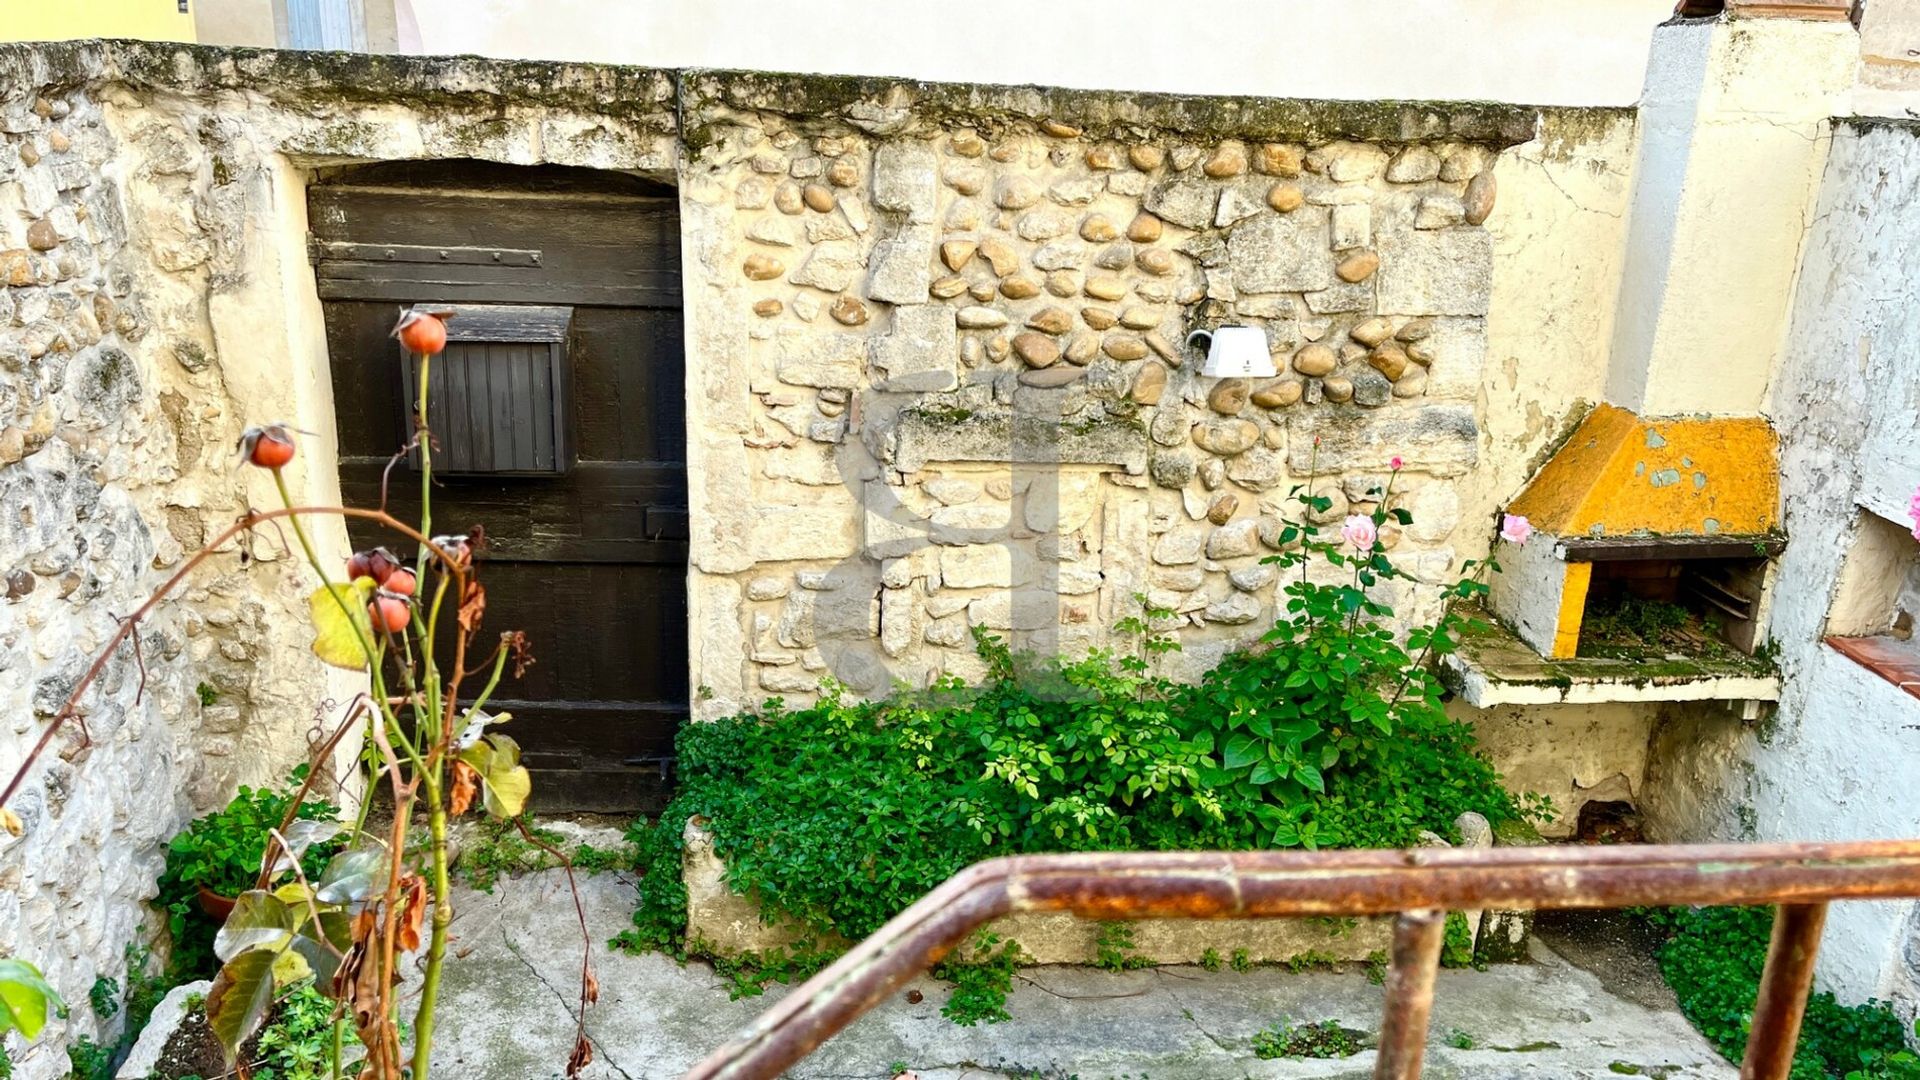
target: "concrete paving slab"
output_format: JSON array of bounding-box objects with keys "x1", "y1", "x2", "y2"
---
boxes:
[{"x1": 426, "y1": 870, "x2": 1735, "y2": 1080}]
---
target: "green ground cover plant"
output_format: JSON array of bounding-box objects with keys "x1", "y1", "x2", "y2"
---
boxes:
[
  {"x1": 1251, "y1": 1018, "x2": 1363, "y2": 1059},
  {"x1": 153, "y1": 770, "x2": 342, "y2": 981},
  {"x1": 1643, "y1": 905, "x2": 1917, "y2": 1079},
  {"x1": 619, "y1": 467, "x2": 1547, "y2": 1024}
]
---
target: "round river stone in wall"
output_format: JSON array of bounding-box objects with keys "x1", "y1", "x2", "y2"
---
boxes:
[
  {"x1": 941, "y1": 240, "x2": 977, "y2": 271},
  {"x1": 1027, "y1": 306, "x2": 1073, "y2": 334},
  {"x1": 1369, "y1": 341, "x2": 1410, "y2": 381},
  {"x1": 1132, "y1": 362, "x2": 1169, "y2": 404},
  {"x1": 1257, "y1": 143, "x2": 1303, "y2": 177},
  {"x1": 1208, "y1": 378, "x2": 1250, "y2": 415},
  {"x1": 1000, "y1": 274, "x2": 1042, "y2": 299},
  {"x1": 1464, "y1": 170, "x2": 1497, "y2": 225},
  {"x1": 1103, "y1": 334, "x2": 1148, "y2": 361},
  {"x1": 1193, "y1": 418, "x2": 1260, "y2": 456},
  {"x1": 1336, "y1": 249, "x2": 1380, "y2": 283},
  {"x1": 1204, "y1": 141, "x2": 1248, "y2": 178},
  {"x1": 1351, "y1": 317, "x2": 1394, "y2": 347},
  {"x1": 1014, "y1": 332, "x2": 1062, "y2": 368},
  {"x1": 1252, "y1": 379, "x2": 1303, "y2": 408},
  {"x1": 1292, "y1": 343, "x2": 1337, "y2": 377}
]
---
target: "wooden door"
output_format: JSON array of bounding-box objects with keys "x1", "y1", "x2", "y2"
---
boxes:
[{"x1": 308, "y1": 162, "x2": 687, "y2": 813}]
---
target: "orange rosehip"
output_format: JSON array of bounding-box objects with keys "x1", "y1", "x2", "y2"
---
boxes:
[
  {"x1": 392, "y1": 309, "x2": 449, "y2": 356},
  {"x1": 369, "y1": 593, "x2": 411, "y2": 633}
]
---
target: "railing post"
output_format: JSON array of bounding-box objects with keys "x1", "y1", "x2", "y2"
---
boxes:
[
  {"x1": 1374, "y1": 908, "x2": 1447, "y2": 1080},
  {"x1": 1740, "y1": 902, "x2": 1829, "y2": 1080}
]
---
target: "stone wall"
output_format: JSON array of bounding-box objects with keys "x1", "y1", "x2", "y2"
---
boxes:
[
  {"x1": 0, "y1": 41, "x2": 678, "y2": 1077},
  {"x1": 0, "y1": 42, "x2": 1644, "y2": 1076},
  {"x1": 1636, "y1": 116, "x2": 1920, "y2": 1018},
  {"x1": 677, "y1": 72, "x2": 1540, "y2": 715}
]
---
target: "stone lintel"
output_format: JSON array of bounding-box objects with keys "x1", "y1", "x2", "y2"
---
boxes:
[{"x1": 892, "y1": 405, "x2": 1148, "y2": 475}]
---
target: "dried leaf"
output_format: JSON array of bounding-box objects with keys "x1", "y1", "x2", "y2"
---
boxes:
[
  {"x1": 450, "y1": 760, "x2": 479, "y2": 816},
  {"x1": 583, "y1": 967, "x2": 599, "y2": 1005},
  {"x1": 396, "y1": 875, "x2": 428, "y2": 953},
  {"x1": 457, "y1": 579, "x2": 487, "y2": 632},
  {"x1": 505, "y1": 630, "x2": 534, "y2": 679},
  {"x1": 0, "y1": 808, "x2": 21, "y2": 837},
  {"x1": 566, "y1": 1033, "x2": 594, "y2": 1077}
]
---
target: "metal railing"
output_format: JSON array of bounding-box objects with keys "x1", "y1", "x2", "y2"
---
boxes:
[{"x1": 684, "y1": 839, "x2": 1920, "y2": 1080}]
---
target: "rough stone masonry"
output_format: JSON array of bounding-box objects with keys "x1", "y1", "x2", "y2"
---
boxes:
[
  {"x1": 0, "y1": 40, "x2": 1573, "y2": 1077},
  {"x1": 677, "y1": 71, "x2": 1532, "y2": 719}
]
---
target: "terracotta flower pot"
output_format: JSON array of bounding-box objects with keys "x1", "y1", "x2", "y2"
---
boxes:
[{"x1": 196, "y1": 885, "x2": 237, "y2": 921}]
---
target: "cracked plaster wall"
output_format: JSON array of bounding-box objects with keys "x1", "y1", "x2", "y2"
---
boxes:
[{"x1": 1640, "y1": 117, "x2": 1920, "y2": 1018}]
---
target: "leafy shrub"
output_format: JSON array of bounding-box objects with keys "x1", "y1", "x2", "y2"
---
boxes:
[
  {"x1": 1650, "y1": 906, "x2": 1918, "y2": 1079},
  {"x1": 620, "y1": 470, "x2": 1545, "y2": 1028},
  {"x1": 155, "y1": 769, "x2": 341, "y2": 979}
]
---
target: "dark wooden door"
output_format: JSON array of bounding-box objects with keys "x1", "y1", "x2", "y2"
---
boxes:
[{"x1": 309, "y1": 162, "x2": 687, "y2": 813}]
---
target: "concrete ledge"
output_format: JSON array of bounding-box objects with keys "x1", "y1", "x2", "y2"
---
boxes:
[
  {"x1": 1441, "y1": 605, "x2": 1781, "y2": 708},
  {"x1": 683, "y1": 817, "x2": 1530, "y2": 967}
]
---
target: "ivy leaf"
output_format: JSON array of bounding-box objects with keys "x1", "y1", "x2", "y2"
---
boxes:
[
  {"x1": 0, "y1": 957, "x2": 63, "y2": 1040},
  {"x1": 207, "y1": 945, "x2": 281, "y2": 1066},
  {"x1": 308, "y1": 578, "x2": 377, "y2": 671}
]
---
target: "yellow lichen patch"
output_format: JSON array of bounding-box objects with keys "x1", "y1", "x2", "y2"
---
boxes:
[{"x1": 1506, "y1": 404, "x2": 1778, "y2": 538}]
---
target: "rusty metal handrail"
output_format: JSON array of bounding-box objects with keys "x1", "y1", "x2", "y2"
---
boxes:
[{"x1": 683, "y1": 839, "x2": 1920, "y2": 1080}]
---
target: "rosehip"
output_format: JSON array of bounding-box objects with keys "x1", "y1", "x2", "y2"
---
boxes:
[
  {"x1": 239, "y1": 425, "x2": 297, "y2": 469},
  {"x1": 346, "y1": 547, "x2": 401, "y2": 585},
  {"x1": 392, "y1": 309, "x2": 450, "y2": 356},
  {"x1": 384, "y1": 567, "x2": 417, "y2": 597},
  {"x1": 369, "y1": 593, "x2": 411, "y2": 633}
]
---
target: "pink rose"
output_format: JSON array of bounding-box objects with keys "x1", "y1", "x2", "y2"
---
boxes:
[
  {"x1": 1390, "y1": 456, "x2": 1403, "y2": 470},
  {"x1": 1908, "y1": 484, "x2": 1920, "y2": 541},
  {"x1": 1500, "y1": 513, "x2": 1533, "y2": 545},
  {"x1": 1340, "y1": 514, "x2": 1378, "y2": 553}
]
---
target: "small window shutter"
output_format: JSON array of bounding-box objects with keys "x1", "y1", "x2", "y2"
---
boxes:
[
  {"x1": 286, "y1": 0, "x2": 368, "y2": 51},
  {"x1": 399, "y1": 304, "x2": 574, "y2": 476}
]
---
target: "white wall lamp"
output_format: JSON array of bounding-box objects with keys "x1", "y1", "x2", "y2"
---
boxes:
[{"x1": 1187, "y1": 326, "x2": 1276, "y2": 378}]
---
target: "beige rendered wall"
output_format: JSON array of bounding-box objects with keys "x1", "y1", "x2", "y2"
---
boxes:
[{"x1": 398, "y1": 0, "x2": 1674, "y2": 107}]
